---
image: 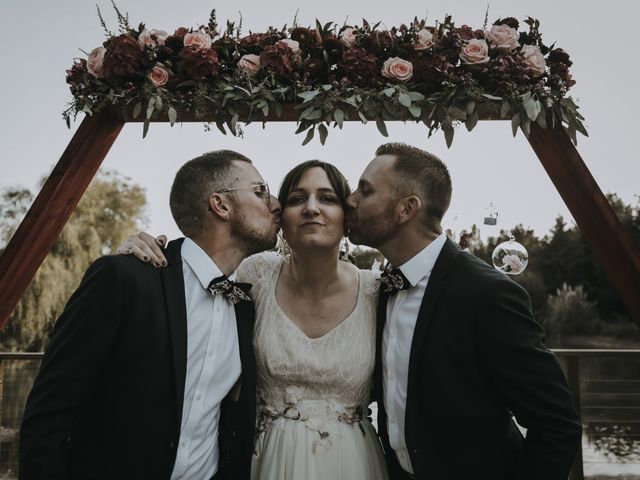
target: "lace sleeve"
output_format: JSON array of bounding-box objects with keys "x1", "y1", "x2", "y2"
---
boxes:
[{"x1": 236, "y1": 251, "x2": 281, "y2": 296}]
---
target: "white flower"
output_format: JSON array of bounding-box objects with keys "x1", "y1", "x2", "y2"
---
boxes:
[
  {"x1": 521, "y1": 44, "x2": 546, "y2": 77},
  {"x1": 184, "y1": 31, "x2": 213, "y2": 49},
  {"x1": 284, "y1": 385, "x2": 305, "y2": 405},
  {"x1": 485, "y1": 24, "x2": 519, "y2": 52},
  {"x1": 503, "y1": 254, "x2": 525, "y2": 273},
  {"x1": 414, "y1": 28, "x2": 434, "y2": 50},
  {"x1": 87, "y1": 46, "x2": 106, "y2": 78},
  {"x1": 339, "y1": 27, "x2": 357, "y2": 48},
  {"x1": 305, "y1": 417, "x2": 326, "y2": 432},
  {"x1": 277, "y1": 39, "x2": 300, "y2": 54},
  {"x1": 312, "y1": 437, "x2": 332, "y2": 454}
]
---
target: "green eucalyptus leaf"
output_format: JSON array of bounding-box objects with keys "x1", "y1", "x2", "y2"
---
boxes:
[
  {"x1": 322, "y1": 84, "x2": 332, "y2": 91},
  {"x1": 523, "y1": 98, "x2": 541, "y2": 121},
  {"x1": 466, "y1": 101, "x2": 475, "y2": 116},
  {"x1": 142, "y1": 118, "x2": 150, "y2": 138},
  {"x1": 511, "y1": 112, "x2": 521, "y2": 137},
  {"x1": 298, "y1": 90, "x2": 321, "y2": 103},
  {"x1": 343, "y1": 96, "x2": 359, "y2": 108},
  {"x1": 358, "y1": 111, "x2": 368, "y2": 124},
  {"x1": 535, "y1": 110, "x2": 547, "y2": 129},
  {"x1": 334, "y1": 108, "x2": 344, "y2": 128},
  {"x1": 261, "y1": 104, "x2": 269, "y2": 117},
  {"x1": 155, "y1": 96, "x2": 163, "y2": 111},
  {"x1": 500, "y1": 100, "x2": 510, "y2": 119},
  {"x1": 575, "y1": 119, "x2": 589, "y2": 137},
  {"x1": 449, "y1": 106, "x2": 467, "y2": 121},
  {"x1": 168, "y1": 107, "x2": 177, "y2": 126},
  {"x1": 465, "y1": 111, "x2": 479, "y2": 131},
  {"x1": 274, "y1": 103, "x2": 283, "y2": 117},
  {"x1": 146, "y1": 97, "x2": 156, "y2": 120},
  {"x1": 443, "y1": 127, "x2": 454, "y2": 148},
  {"x1": 216, "y1": 122, "x2": 226, "y2": 135},
  {"x1": 299, "y1": 105, "x2": 315, "y2": 120},
  {"x1": 398, "y1": 93, "x2": 412, "y2": 107},
  {"x1": 408, "y1": 91, "x2": 425, "y2": 101},
  {"x1": 376, "y1": 118, "x2": 389, "y2": 137},
  {"x1": 318, "y1": 124, "x2": 329, "y2": 145},
  {"x1": 482, "y1": 93, "x2": 503, "y2": 101},
  {"x1": 306, "y1": 109, "x2": 323, "y2": 120},
  {"x1": 302, "y1": 127, "x2": 315, "y2": 145},
  {"x1": 132, "y1": 101, "x2": 142, "y2": 119},
  {"x1": 521, "y1": 117, "x2": 531, "y2": 137},
  {"x1": 409, "y1": 104, "x2": 422, "y2": 118}
]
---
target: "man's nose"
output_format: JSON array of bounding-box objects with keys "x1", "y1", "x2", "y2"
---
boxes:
[
  {"x1": 346, "y1": 192, "x2": 357, "y2": 209},
  {"x1": 269, "y1": 195, "x2": 281, "y2": 215}
]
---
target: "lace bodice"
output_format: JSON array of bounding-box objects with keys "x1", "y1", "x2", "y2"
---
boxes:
[{"x1": 237, "y1": 252, "x2": 379, "y2": 415}]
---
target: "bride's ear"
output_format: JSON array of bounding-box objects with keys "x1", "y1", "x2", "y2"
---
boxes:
[{"x1": 208, "y1": 193, "x2": 231, "y2": 221}]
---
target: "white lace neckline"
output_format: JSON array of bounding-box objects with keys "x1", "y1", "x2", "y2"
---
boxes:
[{"x1": 271, "y1": 261, "x2": 364, "y2": 342}]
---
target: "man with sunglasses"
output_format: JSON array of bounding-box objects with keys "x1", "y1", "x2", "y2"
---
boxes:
[{"x1": 20, "y1": 151, "x2": 281, "y2": 480}]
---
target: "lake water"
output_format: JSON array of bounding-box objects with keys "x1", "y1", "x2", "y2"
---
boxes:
[{"x1": 1, "y1": 356, "x2": 639, "y2": 479}]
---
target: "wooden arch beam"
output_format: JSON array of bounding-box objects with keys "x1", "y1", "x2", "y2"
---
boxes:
[{"x1": 0, "y1": 108, "x2": 639, "y2": 328}]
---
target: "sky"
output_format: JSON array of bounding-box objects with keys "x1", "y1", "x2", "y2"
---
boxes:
[{"x1": 1, "y1": 0, "x2": 638, "y2": 243}]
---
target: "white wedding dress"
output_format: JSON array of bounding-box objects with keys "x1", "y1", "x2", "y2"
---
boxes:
[{"x1": 237, "y1": 252, "x2": 388, "y2": 480}]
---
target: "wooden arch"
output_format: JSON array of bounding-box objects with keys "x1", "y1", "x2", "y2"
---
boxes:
[{"x1": 0, "y1": 107, "x2": 639, "y2": 328}]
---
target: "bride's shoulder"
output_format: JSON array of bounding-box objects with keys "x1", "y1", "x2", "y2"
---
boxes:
[
  {"x1": 357, "y1": 267, "x2": 381, "y2": 296},
  {"x1": 236, "y1": 251, "x2": 281, "y2": 282}
]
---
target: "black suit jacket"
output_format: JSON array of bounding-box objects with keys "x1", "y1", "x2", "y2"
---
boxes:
[
  {"x1": 375, "y1": 239, "x2": 582, "y2": 480},
  {"x1": 20, "y1": 239, "x2": 256, "y2": 480}
]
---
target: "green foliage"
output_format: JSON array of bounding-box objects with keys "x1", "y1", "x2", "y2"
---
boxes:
[
  {"x1": 544, "y1": 283, "x2": 600, "y2": 338},
  {"x1": 0, "y1": 172, "x2": 147, "y2": 351}
]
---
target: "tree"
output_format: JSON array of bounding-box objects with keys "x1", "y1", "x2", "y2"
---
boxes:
[{"x1": 0, "y1": 171, "x2": 147, "y2": 351}]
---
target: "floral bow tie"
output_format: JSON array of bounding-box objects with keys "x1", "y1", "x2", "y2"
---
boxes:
[
  {"x1": 207, "y1": 275, "x2": 252, "y2": 304},
  {"x1": 379, "y1": 267, "x2": 411, "y2": 295}
]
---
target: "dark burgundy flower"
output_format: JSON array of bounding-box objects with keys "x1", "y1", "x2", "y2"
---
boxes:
[
  {"x1": 174, "y1": 27, "x2": 189, "y2": 38},
  {"x1": 240, "y1": 33, "x2": 270, "y2": 48},
  {"x1": 548, "y1": 48, "x2": 572, "y2": 67},
  {"x1": 260, "y1": 43, "x2": 295, "y2": 76},
  {"x1": 322, "y1": 36, "x2": 344, "y2": 64},
  {"x1": 178, "y1": 45, "x2": 220, "y2": 80},
  {"x1": 337, "y1": 47, "x2": 381, "y2": 87},
  {"x1": 360, "y1": 30, "x2": 397, "y2": 54},
  {"x1": 291, "y1": 27, "x2": 321, "y2": 50},
  {"x1": 408, "y1": 53, "x2": 452, "y2": 89},
  {"x1": 164, "y1": 35, "x2": 185, "y2": 53},
  {"x1": 102, "y1": 34, "x2": 149, "y2": 80},
  {"x1": 493, "y1": 17, "x2": 519, "y2": 29},
  {"x1": 66, "y1": 58, "x2": 88, "y2": 96}
]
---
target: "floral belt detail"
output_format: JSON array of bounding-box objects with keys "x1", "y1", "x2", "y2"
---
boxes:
[{"x1": 253, "y1": 386, "x2": 370, "y2": 456}]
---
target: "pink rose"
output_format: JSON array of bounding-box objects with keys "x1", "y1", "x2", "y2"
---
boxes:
[
  {"x1": 381, "y1": 57, "x2": 413, "y2": 83},
  {"x1": 414, "y1": 28, "x2": 434, "y2": 51},
  {"x1": 485, "y1": 24, "x2": 519, "y2": 52},
  {"x1": 277, "y1": 39, "x2": 300, "y2": 54},
  {"x1": 184, "y1": 31, "x2": 213, "y2": 50},
  {"x1": 339, "y1": 27, "x2": 357, "y2": 48},
  {"x1": 150, "y1": 29, "x2": 169, "y2": 46},
  {"x1": 237, "y1": 54, "x2": 261, "y2": 73},
  {"x1": 87, "y1": 46, "x2": 106, "y2": 78},
  {"x1": 521, "y1": 44, "x2": 546, "y2": 77},
  {"x1": 148, "y1": 63, "x2": 170, "y2": 86},
  {"x1": 459, "y1": 39, "x2": 489, "y2": 65}
]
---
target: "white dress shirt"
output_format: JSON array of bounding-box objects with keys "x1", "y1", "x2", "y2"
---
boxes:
[
  {"x1": 383, "y1": 233, "x2": 447, "y2": 474},
  {"x1": 170, "y1": 238, "x2": 242, "y2": 480}
]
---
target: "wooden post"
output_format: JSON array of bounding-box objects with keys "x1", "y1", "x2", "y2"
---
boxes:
[
  {"x1": 528, "y1": 123, "x2": 640, "y2": 326},
  {"x1": 0, "y1": 110, "x2": 124, "y2": 328}
]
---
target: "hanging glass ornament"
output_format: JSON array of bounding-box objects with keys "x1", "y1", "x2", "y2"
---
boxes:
[{"x1": 492, "y1": 235, "x2": 528, "y2": 275}]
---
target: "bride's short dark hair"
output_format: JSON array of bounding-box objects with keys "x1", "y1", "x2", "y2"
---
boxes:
[{"x1": 278, "y1": 160, "x2": 351, "y2": 210}]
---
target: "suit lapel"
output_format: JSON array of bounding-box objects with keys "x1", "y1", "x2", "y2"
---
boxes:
[
  {"x1": 160, "y1": 238, "x2": 188, "y2": 419},
  {"x1": 407, "y1": 239, "x2": 461, "y2": 388}
]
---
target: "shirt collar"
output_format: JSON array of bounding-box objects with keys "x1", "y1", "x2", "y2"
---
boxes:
[
  {"x1": 397, "y1": 233, "x2": 447, "y2": 287},
  {"x1": 181, "y1": 237, "x2": 235, "y2": 290}
]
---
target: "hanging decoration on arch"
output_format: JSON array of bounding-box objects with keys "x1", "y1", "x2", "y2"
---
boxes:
[{"x1": 64, "y1": 4, "x2": 586, "y2": 146}]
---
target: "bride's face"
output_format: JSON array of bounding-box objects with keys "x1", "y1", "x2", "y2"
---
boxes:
[{"x1": 281, "y1": 167, "x2": 344, "y2": 254}]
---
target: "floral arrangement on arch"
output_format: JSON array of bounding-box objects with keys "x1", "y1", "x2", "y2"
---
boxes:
[{"x1": 64, "y1": 3, "x2": 586, "y2": 146}]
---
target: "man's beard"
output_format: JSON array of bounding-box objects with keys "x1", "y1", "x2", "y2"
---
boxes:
[
  {"x1": 230, "y1": 216, "x2": 278, "y2": 257},
  {"x1": 347, "y1": 204, "x2": 399, "y2": 249}
]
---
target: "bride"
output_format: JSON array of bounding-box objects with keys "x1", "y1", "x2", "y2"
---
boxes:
[{"x1": 119, "y1": 160, "x2": 388, "y2": 480}]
